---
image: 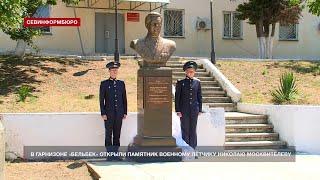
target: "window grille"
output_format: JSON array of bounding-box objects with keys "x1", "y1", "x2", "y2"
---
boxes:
[
  {"x1": 34, "y1": 5, "x2": 51, "y2": 34},
  {"x1": 164, "y1": 9, "x2": 184, "y2": 37},
  {"x1": 223, "y1": 12, "x2": 242, "y2": 39},
  {"x1": 279, "y1": 23, "x2": 298, "y2": 40}
]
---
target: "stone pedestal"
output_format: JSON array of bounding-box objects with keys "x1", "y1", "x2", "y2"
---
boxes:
[
  {"x1": 0, "y1": 116, "x2": 5, "y2": 180},
  {"x1": 128, "y1": 67, "x2": 182, "y2": 162}
]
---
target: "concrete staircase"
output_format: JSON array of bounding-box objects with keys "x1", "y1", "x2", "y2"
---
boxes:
[
  {"x1": 224, "y1": 112, "x2": 286, "y2": 149},
  {"x1": 169, "y1": 61, "x2": 237, "y2": 112},
  {"x1": 166, "y1": 59, "x2": 287, "y2": 150}
]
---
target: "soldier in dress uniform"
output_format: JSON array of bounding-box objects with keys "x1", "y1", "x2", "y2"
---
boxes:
[
  {"x1": 174, "y1": 61, "x2": 202, "y2": 149},
  {"x1": 99, "y1": 61, "x2": 127, "y2": 161}
]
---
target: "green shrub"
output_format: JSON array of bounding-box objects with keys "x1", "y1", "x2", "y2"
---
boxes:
[
  {"x1": 17, "y1": 85, "x2": 32, "y2": 102},
  {"x1": 262, "y1": 69, "x2": 268, "y2": 75},
  {"x1": 271, "y1": 72, "x2": 298, "y2": 104}
]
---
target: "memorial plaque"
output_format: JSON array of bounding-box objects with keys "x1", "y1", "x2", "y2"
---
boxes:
[
  {"x1": 137, "y1": 68, "x2": 172, "y2": 137},
  {"x1": 145, "y1": 77, "x2": 171, "y2": 108}
]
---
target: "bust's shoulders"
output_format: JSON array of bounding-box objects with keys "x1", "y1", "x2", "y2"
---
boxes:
[
  {"x1": 134, "y1": 38, "x2": 146, "y2": 48},
  {"x1": 161, "y1": 37, "x2": 176, "y2": 47},
  {"x1": 131, "y1": 38, "x2": 144, "y2": 50},
  {"x1": 135, "y1": 38, "x2": 144, "y2": 43}
]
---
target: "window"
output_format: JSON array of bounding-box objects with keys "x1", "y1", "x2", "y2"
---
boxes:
[
  {"x1": 279, "y1": 23, "x2": 298, "y2": 40},
  {"x1": 223, "y1": 11, "x2": 242, "y2": 39},
  {"x1": 164, "y1": 9, "x2": 184, "y2": 37},
  {"x1": 34, "y1": 5, "x2": 52, "y2": 34}
]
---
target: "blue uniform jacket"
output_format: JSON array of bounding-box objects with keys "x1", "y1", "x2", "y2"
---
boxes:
[
  {"x1": 99, "y1": 78, "x2": 127, "y2": 118},
  {"x1": 175, "y1": 77, "x2": 202, "y2": 113}
]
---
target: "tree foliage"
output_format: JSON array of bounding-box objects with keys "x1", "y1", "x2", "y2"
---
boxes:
[
  {"x1": 237, "y1": 0, "x2": 302, "y2": 35},
  {"x1": 307, "y1": 0, "x2": 320, "y2": 16},
  {"x1": 236, "y1": 0, "x2": 302, "y2": 58},
  {"x1": 0, "y1": 0, "x2": 80, "y2": 51}
]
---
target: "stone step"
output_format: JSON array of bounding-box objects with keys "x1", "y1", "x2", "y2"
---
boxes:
[
  {"x1": 226, "y1": 119, "x2": 268, "y2": 124},
  {"x1": 225, "y1": 112, "x2": 268, "y2": 124},
  {"x1": 173, "y1": 76, "x2": 214, "y2": 81},
  {"x1": 224, "y1": 141, "x2": 287, "y2": 149},
  {"x1": 202, "y1": 91, "x2": 226, "y2": 96},
  {"x1": 170, "y1": 68, "x2": 207, "y2": 72},
  {"x1": 225, "y1": 133, "x2": 279, "y2": 142},
  {"x1": 222, "y1": 148, "x2": 295, "y2": 154},
  {"x1": 203, "y1": 97, "x2": 232, "y2": 103},
  {"x1": 206, "y1": 103, "x2": 236, "y2": 111},
  {"x1": 173, "y1": 72, "x2": 210, "y2": 77},
  {"x1": 172, "y1": 86, "x2": 224, "y2": 93},
  {"x1": 202, "y1": 86, "x2": 223, "y2": 91},
  {"x1": 167, "y1": 64, "x2": 204, "y2": 68},
  {"x1": 226, "y1": 124, "x2": 274, "y2": 133},
  {"x1": 172, "y1": 71, "x2": 208, "y2": 75},
  {"x1": 202, "y1": 93, "x2": 227, "y2": 97},
  {"x1": 199, "y1": 81, "x2": 220, "y2": 86},
  {"x1": 172, "y1": 80, "x2": 219, "y2": 86}
]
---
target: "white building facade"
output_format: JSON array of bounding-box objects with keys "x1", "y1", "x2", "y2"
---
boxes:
[{"x1": 0, "y1": 0, "x2": 320, "y2": 59}]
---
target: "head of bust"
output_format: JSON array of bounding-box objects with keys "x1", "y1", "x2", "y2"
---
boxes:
[{"x1": 145, "y1": 12, "x2": 162, "y2": 38}]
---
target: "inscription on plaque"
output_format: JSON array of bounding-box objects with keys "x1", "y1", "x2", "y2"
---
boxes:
[{"x1": 145, "y1": 77, "x2": 171, "y2": 107}]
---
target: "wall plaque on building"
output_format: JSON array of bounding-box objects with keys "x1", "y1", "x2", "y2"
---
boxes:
[{"x1": 127, "y1": 13, "x2": 140, "y2": 22}]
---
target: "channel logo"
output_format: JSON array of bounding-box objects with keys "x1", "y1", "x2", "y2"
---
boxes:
[{"x1": 23, "y1": 18, "x2": 81, "y2": 27}]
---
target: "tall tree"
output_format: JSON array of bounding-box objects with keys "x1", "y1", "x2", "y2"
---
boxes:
[
  {"x1": 0, "y1": 0, "x2": 80, "y2": 58},
  {"x1": 307, "y1": 0, "x2": 320, "y2": 16},
  {"x1": 236, "y1": 0, "x2": 302, "y2": 59}
]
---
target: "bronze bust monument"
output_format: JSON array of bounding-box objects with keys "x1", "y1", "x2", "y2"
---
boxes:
[
  {"x1": 130, "y1": 12, "x2": 176, "y2": 67},
  {"x1": 128, "y1": 13, "x2": 181, "y2": 162}
]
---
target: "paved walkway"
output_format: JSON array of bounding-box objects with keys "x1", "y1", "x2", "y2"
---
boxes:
[{"x1": 85, "y1": 155, "x2": 320, "y2": 180}]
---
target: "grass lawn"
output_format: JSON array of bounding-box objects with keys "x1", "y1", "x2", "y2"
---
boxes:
[
  {"x1": 1, "y1": 55, "x2": 319, "y2": 113},
  {"x1": 217, "y1": 60, "x2": 320, "y2": 105},
  {"x1": 0, "y1": 55, "x2": 139, "y2": 112}
]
